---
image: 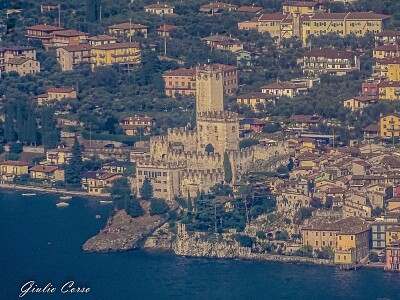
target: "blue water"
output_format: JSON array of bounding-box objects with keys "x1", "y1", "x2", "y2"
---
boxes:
[{"x1": 1, "y1": 191, "x2": 400, "y2": 300}]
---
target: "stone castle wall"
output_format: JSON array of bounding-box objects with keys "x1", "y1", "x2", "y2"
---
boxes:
[{"x1": 180, "y1": 168, "x2": 225, "y2": 196}]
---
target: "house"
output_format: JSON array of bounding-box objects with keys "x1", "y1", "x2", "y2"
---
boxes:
[
  {"x1": 144, "y1": 3, "x2": 175, "y2": 15},
  {"x1": 5, "y1": 57, "x2": 40, "y2": 76},
  {"x1": 25, "y1": 24, "x2": 64, "y2": 48},
  {"x1": 343, "y1": 95, "x2": 378, "y2": 111},
  {"x1": 302, "y1": 217, "x2": 370, "y2": 264},
  {"x1": 199, "y1": 2, "x2": 238, "y2": 14},
  {"x1": 102, "y1": 161, "x2": 135, "y2": 174},
  {"x1": 239, "y1": 118, "x2": 266, "y2": 133},
  {"x1": 91, "y1": 42, "x2": 141, "y2": 70},
  {"x1": 363, "y1": 124, "x2": 380, "y2": 140},
  {"x1": 156, "y1": 24, "x2": 178, "y2": 37},
  {"x1": 289, "y1": 115, "x2": 323, "y2": 130},
  {"x1": 236, "y1": 49, "x2": 260, "y2": 67},
  {"x1": 120, "y1": 115, "x2": 155, "y2": 135},
  {"x1": 238, "y1": 17, "x2": 259, "y2": 31},
  {"x1": 88, "y1": 35, "x2": 117, "y2": 46},
  {"x1": 56, "y1": 44, "x2": 93, "y2": 71},
  {"x1": 236, "y1": 6, "x2": 263, "y2": 14},
  {"x1": 387, "y1": 198, "x2": 400, "y2": 211},
  {"x1": 162, "y1": 64, "x2": 238, "y2": 97},
  {"x1": 236, "y1": 92, "x2": 274, "y2": 111},
  {"x1": 0, "y1": 161, "x2": 29, "y2": 183},
  {"x1": 29, "y1": 165, "x2": 65, "y2": 181},
  {"x1": 0, "y1": 46, "x2": 37, "y2": 72},
  {"x1": 385, "y1": 242, "x2": 400, "y2": 271},
  {"x1": 362, "y1": 79, "x2": 382, "y2": 96},
  {"x1": 81, "y1": 171, "x2": 122, "y2": 195},
  {"x1": 373, "y1": 58, "x2": 400, "y2": 81},
  {"x1": 261, "y1": 82, "x2": 308, "y2": 98},
  {"x1": 202, "y1": 35, "x2": 243, "y2": 52},
  {"x1": 52, "y1": 30, "x2": 89, "y2": 47},
  {"x1": 386, "y1": 227, "x2": 400, "y2": 246},
  {"x1": 372, "y1": 214, "x2": 400, "y2": 250},
  {"x1": 46, "y1": 148, "x2": 73, "y2": 165},
  {"x1": 375, "y1": 30, "x2": 400, "y2": 46},
  {"x1": 378, "y1": 81, "x2": 400, "y2": 100},
  {"x1": 302, "y1": 49, "x2": 361, "y2": 76},
  {"x1": 108, "y1": 23, "x2": 148, "y2": 39},
  {"x1": 282, "y1": 1, "x2": 322, "y2": 16},
  {"x1": 373, "y1": 45, "x2": 400, "y2": 59},
  {"x1": 34, "y1": 87, "x2": 77, "y2": 105}
]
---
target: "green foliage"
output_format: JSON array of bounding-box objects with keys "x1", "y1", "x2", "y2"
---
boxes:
[
  {"x1": 324, "y1": 197, "x2": 334, "y2": 209},
  {"x1": 65, "y1": 139, "x2": 84, "y2": 186},
  {"x1": 5, "y1": 153, "x2": 19, "y2": 161},
  {"x1": 233, "y1": 234, "x2": 255, "y2": 248},
  {"x1": 81, "y1": 131, "x2": 149, "y2": 145},
  {"x1": 210, "y1": 183, "x2": 232, "y2": 196},
  {"x1": 239, "y1": 139, "x2": 259, "y2": 149},
  {"x1": 14, "y1": 174, "x2": 30, "y2": 185},
  {"x1": 372, "y1": 206, "x2": 384, "y2": 217},
  {"x1": 262, "y1": 122, "x2": 281, "y2": 133},
  {"x1": 110, "y1": 177, "x2": 131, "y2": 202},
  {"x1": 140, "y1": 178, "x2": 153, "y2": 200},
  {"x1": 150, "y1": 198, "x2": 169, "y2": 216},
  {"x1": 127, "y1": 195, "x2": 145, "y2": 218},
  {"x1": 256, "y1": 231, "x2": 266, "y2": 239},
  {"x1": 41, "y1": 107, "x2": 58, "y2": 149},
  {"x1": 10, "y1": 143, "x2": 23, "y2": 154},
  {"x1": 274, "y1": 230, "x2": 289, "y2": 241},
  {"x1": 223, "y1": 152, "x2": 232, "y2": 184},
  {"x1": 123, "y1": 165, "x2": 136, "y2": 177},
  {"x1": 295, "y1": 245, "x2": 313, "y2": 258},
  {"x1": 276, "y1": 165, "x2": 289, "y2": 175},
  {"x1": 369, "y1": 251, "x2": 379, "y2": 263},
  {"x1": 0, "y1": 145, "x2": 4, "y2": 154},
  {"x1": 294, "y1": 207, "x2": 314, "y2": 225},
  {"x1": 287, "y1": 157, "x2": 294, "y2": 171}
]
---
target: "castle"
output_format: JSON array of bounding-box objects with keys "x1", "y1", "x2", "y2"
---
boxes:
[{"x1": 136, "y1": 66, "x2": 289, "y2": 202}]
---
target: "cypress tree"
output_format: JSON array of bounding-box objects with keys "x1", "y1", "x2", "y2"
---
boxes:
[
  {"x1": 187, "y1": 191, "x2": 192, "y2": 212},
  {"x1": 4, "y1": 104, "x2": 16, "y2": 142},
  {"x1": 140, "y1": 178, "x2": 153, "y2": 200},
  {"x1": 223, "y1": 152, "x2": 233, "y2": 184},
  {"x1": 65, "y1": 138, "x2": 84, "y2": 186}
]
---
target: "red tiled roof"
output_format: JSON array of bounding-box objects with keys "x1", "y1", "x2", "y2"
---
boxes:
[
  {"x1": 108, "y1": 23, "x2": 148, "y2": 30},
  {"x1": 386, "y1": 226, "x2": 400, "y2": 232},
  {"x1": 29, "y1": 165, "x2": 59, "y2": 173},
  {"x1": 0, "y1": 161, "x2": 29, "y2": 166},
  {"x1": 376, "y1": 30, "x2": 400, "y2": 37},
  {"x1": 26, "y1": 24, "x2": 64, "y2": 31},
  {"x1": 376, "y1": 57, "x2": 400, "y2": 64},
  {"x1": 304, "y1": 49, "x2": 357, "y2": 59},
  {"x1": 379, "y1": 81, "x2": 400, "y2": 88},
  {"x1": 237, "y1": 92, "x2": 274, "y2": 99},
  {"x1": 236, "y1": 6, "x2": 263, "y2": 13},
  {"x1": 374, "y1": 44, "x2": 400, "y2": 51},
  {"x1": 145, "y1": 3, "x2": 174, "y2": 9},
  {"x1": 53, "y1": 30, "x2": 88, "y2": 37},
  {"x1": 347, "y1": 12, "x2": 391, "y2": 20},
  {"x1": 88, "y1": 34, "x2": 117, "y2": 41},
  {"x1": 47, "y1": 87, "x2": 75, "y2": 93},
  {"x1": 290, "y1": 115, "x2": 323, "y2": 123},
  {"x1": 59, "y1": 44, "x2": 92, "y2": 52},
  {"x1": 351, "y1": 95, "x2": 378, "y2": 102},
  {"x1": 262, "y1": 82, "x2": 307, "y2": 90},
  {"x1": 363, "y1": 124, "x2": 380, "y2": 132},
  {"x1": 7, "y1": 57, "x2": 33, "y2": 65},
  {"x1": 259, "y1": 13, "x2": 286, "y2": 21},
  {"x1": 156, "y1": 24, "x2": 178, "y2": 32},
  {"x1": 200, "y1": 2, "x2": 238, "y2": 10},
  {"x1": 310, "y1": 13, "x2": 348, "y2": 20}
]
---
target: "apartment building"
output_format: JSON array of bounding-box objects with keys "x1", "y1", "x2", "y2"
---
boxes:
[
  {"x1": 88, "y1": 35, "x2": 117, "y2": 46},
  {"x1": 378, "y1": 81, "x2": 400, "y2": 100},
  {"x1": 373, "y1": 57, "x2": 400, "y2": 81},
  {"x1": 144, "y1": 3, "x2": 175, "y2": 15},
  {"x1": 236, "y1": 92, "x2": 275, "y2": 111},
  {"x1": 56, "y1": 44, "x2": 93, "y2": 71},
  {"x1": 5, "y1": 57, "x2": 40, "y2": 76},
  {"x1": 373, "y1": 44, "x2": 400, "y2": 59},
  {"x1": 108, "y1": 23, "x2": 148, "y2": 39},
  {"x1": 91, "y1": 42, "x2": 141, "y2": 69},
  {"x1": 380, "y1": 113, "x2": 400, "y2": 138},
  {"x1": 261, "y1": 82, "x2": 308, "y2": 98},
  {"x1": 120, "y1": 115, "x2": 155, "y2": 135},
  {"x1": 25, "y1": 24, "x2": 64, "y2": 48},
  {"x1": 375, "y1": 30, "x2": 400, "y2": 45},
  {"x1": 52, "y1": 30, "x2": 89, "y2": 47},
  {"x1": 343, "y1": 95, "x2": 378, "y2": 111}
]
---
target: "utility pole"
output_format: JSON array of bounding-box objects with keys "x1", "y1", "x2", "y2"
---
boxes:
[
  {"x1": 99, "y1": 6, "x2": 102, "y2": 21},
  {"x1": 214, "y1": 199, "x2": 217, "y2": 232},
  {"x1": 89, "y1": 124, "x2": 92, "y2": 148},
  {"x1": 164, "y1": 24, "x2": 167, "y2": 57},
  {"x1": 58, "y1": 4, "x2": 61, "y2": 27}
]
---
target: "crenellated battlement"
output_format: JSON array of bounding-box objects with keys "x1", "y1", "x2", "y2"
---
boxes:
[
  {"x1": 197, "y1": 110, "x2": 239, "y2": 122},
  {"x1": 180, "y1": 167, "x2": 224, "y2": 178},
  {"x1": 137, "y1": 159, "x2": 187, "y2": 169},
  {"x1": 168, "y1": 127, "x2": 197, "y2": 137}
]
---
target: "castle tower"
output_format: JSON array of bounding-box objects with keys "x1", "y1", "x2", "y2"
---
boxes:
[{"x1": 195, "y1": 66, "x2": 224, "y2": 116}]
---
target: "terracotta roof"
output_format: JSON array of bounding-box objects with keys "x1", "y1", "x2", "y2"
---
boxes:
[
  {"x1": 200, "y1": 2, "x2": 238, "y2": 10},
  {"x1": 163, "y1": 64, "x2": 237, "y2": 77},
  {"x1": 237, "y1": 92, "x2": 274, "y2": 99},
  {"x1": 2, "y1": 46, "x2": 36, "y2": 51},
  {"x1": 376, "y1": 57, "x2": 400, "y2": 64},
  {"x1": 53, "y1": 30, "x2": 88, "y2": 37},
  {"x1": 350, "y1": 95, "x2": 378, "y2": 102},
  {"x1": 92, "y1": 42, "x2": 141, "y2": 50},
  {"x1": 7, "y1": 57, "x2": 32, "y2": 65},
  {"x1": 29, "y1": 165, "x2": 59, "y2": 173},
  {"x1": 374, "y1": 44, "x2": 400, "y2": 51},
  {"x1": 302, "y1": 216, "x2": 370, "y2": 234},
  {"x1": 283, "y1": 1, "x2": 319, "y2": 8},
  {"x1": 145, "y1": 3, "x2": 175, "y2": 9},
  {"x1": 353, "y1": 160, "x2": 371, "y2": 167},
  {"x1": 289, "y1": 115, "x2": 323, "y2": 123},
  {"x1": 310, "y1": 13, "x2": 348, "y2": 20},
  {"x1": 82, "y1": 171, "x2": 121, "y2": 180},
  {"x1": 259, "y1": 13, "x2": 286, "y2": 21},
  {"x1": 0, "y1": 161, "x2": 29, "y2": 166},
  {"x1": 108, "y1": 23, "x2": 148, "y2": 30},
  {"x1": 202, "y1": 35, "x2": 232, "y2": 42},
  {"x1": 26, "y1": 24, "x2": 64, "y2": 31},
  {"x1": 388, "y1": 198, "x2": 400, "y2": 203},
  {"x1": 386, "y1": 226, "x2": 400, "y2": 232},
  {"x1": 47, "y1": 87, "x2": 75, "y2": 93},
  {"x1": 379, "y1": 81, "x2": 400, "y2": 88},
  {"x1": 304, "y1": 49, "x2": 357, "y2": 59},
  {"x1": 363, "y1": 124, "x2": 380, "y2": 132},
  {"x1": 156, "y1": 24, "x2": 178, "y2": 32},
  {"x1": 376, "y1": 30, "x2": 400, "y2": 37},
  {"x1": 310, "y1": 12, "x2": 391, "y2": 21},
  {"x1": 122, "y1": 115, "x2": 153, "y2": 122},
  {"x1": 88, "y1": 34, "x2": 117, "y2": 41},
  {"x1": 59, "y1": 44, "x2": 92, "y2": 52},
  {"x1": 236, "y1": 6, "x2": 263, "y2": 13}
]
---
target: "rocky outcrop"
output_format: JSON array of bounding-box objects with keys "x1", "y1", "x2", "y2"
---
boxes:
[{"x1": 83, "y1": 210, "x2": 165, "y2": 252}]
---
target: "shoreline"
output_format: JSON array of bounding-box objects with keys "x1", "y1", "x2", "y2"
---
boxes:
[{"x1": 0, "y1": 183, "x2": 109, "y2": 199}]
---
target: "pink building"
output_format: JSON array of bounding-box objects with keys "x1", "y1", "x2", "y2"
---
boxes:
[
  {"x1": 362, "y1": 79, "x2": 382, "y2": 96},
  {"x1": 385, "y1": 242, "x2": 400, "y2": 271}
]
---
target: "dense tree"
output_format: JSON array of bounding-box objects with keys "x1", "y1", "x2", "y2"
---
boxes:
[
  {"x1": 140, "y1": 178, "x2": 153, "y2": 200},
  {"x1": 150, "y1": 198, "x2": 169, "y2": 216},
  {"x1": 40, "y1": 107, "x2": 58, "y2": 149},
  {"x1": 65, "y1": 138, "x2": 84, "y2": 186},
  {"x1": 223, "y1": 152, "x2": 233, "y2": 184}
]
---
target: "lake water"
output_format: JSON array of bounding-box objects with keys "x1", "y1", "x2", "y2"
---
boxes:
[{"x1": 1, "y1": 191, "x2": 400, "y2": 300}]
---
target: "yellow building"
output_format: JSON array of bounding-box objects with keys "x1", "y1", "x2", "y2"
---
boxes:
[
  {"x1": 378, "y1": 81, "x2": 400, "y2": 100},
  {"x1": 282, "y1": 1, "x2": 322, "y2": 16},
  {"x1": 380, "y1": 113, "x2": 400, "y2": 138},
  {"x1": 108, "y1": 23, "x2": 148, "y2": 39},
  {"x1": 373, "y1": 44, "x2": 400, "y2": 59},
  {"x1": 236, "y1": 92, "x2": 275, "y2": 111},
  {"x1": 91, "y1": 42, "x2": 141, "y2": 69},
  {"x1": 386, "y1": 227, "x2": 400, "y2": 245},
  {"x1": 46, "y1": 148, "x2": 73, "y2": 165},
  {"x1": 81, "y1": 171, "x2": 122, "y2": 195},
  {"x1": 258, "y1": 14, "x2": 291, "y2": 41},
  {"x1": 102, "y1": 161, "x2": 135, "y2": 174},
  {"x1": 144, "y1": 3, "x2": 175, "y2": 15},
  {"x1": 302, "y1": 217, "x2": 370, "y2": 264},
  {"x1": 343, "y1": 95, "x2": 378, "y2": 111},
  {"x1": 0, "y1": 161, "x2": 29, "y2": 183},
  {"x1": 29, "y1": 165, "x2": 65, "y2": 182},
  {"x1": 373, "y1": 57, "x2": 400, "y2": 80},
  {"x1": 120, "y1": 115, "x2": 155, "y2": 135}
]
